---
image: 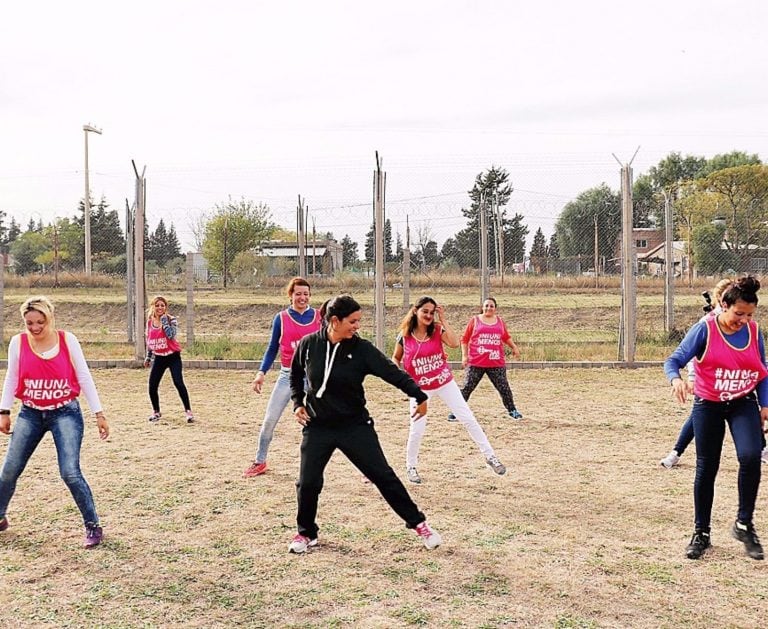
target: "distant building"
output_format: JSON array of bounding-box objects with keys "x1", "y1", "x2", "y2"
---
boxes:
[
  {"x1": 257, "y1": 240, "x2": 343, "y2": 276},
  {"x1": 188, "y1": 251, "x2": 210, "y2": 281},
  {"x1": 613, "y1": 227, "x2": 665, "y2": 262},
  {"x1": 637, "y1": 240, "x2": 688, "y2": 277}
]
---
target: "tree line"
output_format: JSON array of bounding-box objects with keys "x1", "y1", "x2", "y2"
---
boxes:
[
  {"x1": 1, "y1": 198, "x2": 182, "y2": 276},
  {"x1": 5, "y1": 149, "x2": 765, "y2": 279}
]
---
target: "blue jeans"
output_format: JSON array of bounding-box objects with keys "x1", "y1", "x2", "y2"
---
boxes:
[
  {"x1": 690, "y1": 394, "x2": 763, "y2": 530},
  {"x1": 673, "y1": 416, "x2": 695, "y2": 455},
  {"x1": 255, "y1": 369, "x2": 294, "y2": 463},
  {"x1": 0, "y1": 400, "x2": 99, "y2": 525}
]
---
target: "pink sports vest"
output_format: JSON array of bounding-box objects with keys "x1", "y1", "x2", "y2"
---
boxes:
[
  {"x1": 15, "y1": 331, "x2": 81, "y2": 410},
  {"x1": 146, "y1": 319, "x2": 182, "y2": 356},
  {"x1": 401, "y1": 327, "x2": 453, "y2": 390},
  {"x1": 279, "y1": 309, "x2": 322, "y2": 368},
  {"x1": 464, "y1": 316, "x2": 509, "y2": 368},
  {"x1": 694, "y1": 317, "x2": 768, "y2": 402}
]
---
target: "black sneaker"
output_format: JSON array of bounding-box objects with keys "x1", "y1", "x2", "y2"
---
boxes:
[
  {"x1": 686, "y1": 530, "x2": 711, "y2": 559},
  {"x1": 732, "y1": 521, "x2": 764, "y2": 560}
]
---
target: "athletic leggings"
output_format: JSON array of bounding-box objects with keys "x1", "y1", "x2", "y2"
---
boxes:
[
  {"x1": 460, "y1": 366, "x2": 517, "y2": 412},
  {"x1": 148, "y1": 351, "x2": 191, "y2": 413}
]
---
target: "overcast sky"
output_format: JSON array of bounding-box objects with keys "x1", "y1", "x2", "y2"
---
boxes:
[{"x1": 2, "y1": 0, "x2": 767, "y2": 251}]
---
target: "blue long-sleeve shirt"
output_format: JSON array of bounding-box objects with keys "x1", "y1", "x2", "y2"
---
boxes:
[
  {"x1": 258, "y1": 307, "x2": 318, "y2": 373},
  {"x1": 664, "y1": 319, "x2": 768, "y2": 406}
]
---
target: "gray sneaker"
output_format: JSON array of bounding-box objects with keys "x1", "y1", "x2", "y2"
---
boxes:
[
  {"x1": 486, "y1": 455, "x2": 506, "y2": 475},
  {"x1": 660, "y1": 450, "x2": 681, "y2": 469},
  {"x1": 406, "y1": 467, "x2": 422, "y2": 484}
]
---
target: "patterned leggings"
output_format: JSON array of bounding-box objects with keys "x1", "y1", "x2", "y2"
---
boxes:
[{"x1": 460, "y1": 366, "x2": 517, "y2": 413}]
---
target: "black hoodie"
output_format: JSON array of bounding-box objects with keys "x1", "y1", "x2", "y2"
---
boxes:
[{"x1": 290, "y1": 329, "x2": 428, "y2": 426}]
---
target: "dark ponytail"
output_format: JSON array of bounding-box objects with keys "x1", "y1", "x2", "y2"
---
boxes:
[
  {"x1": 321, "y1": 294, "x2": 361, "y2": 323},
  {"x1": 722, "y1": 275, "x2": 760, "y2": 307}
]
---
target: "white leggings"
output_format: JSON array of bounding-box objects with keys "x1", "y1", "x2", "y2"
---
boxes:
[{"x1": 406, "y1": 379, "x2": 495, "y2": 467}]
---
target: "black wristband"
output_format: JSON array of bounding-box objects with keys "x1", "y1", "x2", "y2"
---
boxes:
[{"x1": 0, "y1": 410, "x2": 10, "y2": 415}]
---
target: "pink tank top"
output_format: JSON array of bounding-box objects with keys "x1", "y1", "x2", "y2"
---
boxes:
[
  {"x1": 694, "y1": 317, "x2": 768, "y2": 402},
  {"x1": 15, "y1": 330, "x2": 81, "y2": 409},
  {"x1": 401, "y1": 327, "x2": 453, "y2": 390},
  {"x1": 465, "y1": 316, "x2": 509, "y2": 368},
  {"x1": 146, "y1": 319, "x2": 182, "y2": 355},
  {"x1": 279, "y1": 309, "x2": 322, "y2": 368}
]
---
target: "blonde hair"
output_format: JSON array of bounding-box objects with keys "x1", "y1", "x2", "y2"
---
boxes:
[
  {"x1": 20, "y1": 295, "x2": 55, "y2": 327},
  {"x1": 712, "y1": 278, "x2": 733, "y2": 304},
  {"x1": 147, "y1": 295, "x2": 169, "y2": 320}
]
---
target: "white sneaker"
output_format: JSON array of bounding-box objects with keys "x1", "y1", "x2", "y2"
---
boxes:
[
  {"x1": 406, "y1": 467, "x2": 422, "y2": 484},
  {"x1": 761, "y1": 447, "x2": 768, "y2": 465},
  {"x1": 660, "y1": 450, "x2": 681, "y2": 469},
  {"x1": 288, "y1": 534, "x2": 318, "y2": 554},
  {"x1": 414, "y1": 521, "x2": 441, "y2": 549},
  {"x1": 486, "y1": 455, "x2": 507, "y2": 475}
]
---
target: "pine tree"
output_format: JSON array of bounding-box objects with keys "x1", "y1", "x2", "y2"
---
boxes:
[
  {"x1": 529, "y1": 227, "x2": 548, "y2": 273},
  {"x1": 364, "y1": 219, "x2": 394, "y2": 263},
  {"x1": 547, "y1": 232, "x2": 560, "y2": 258},
  {"x1": 341, "y1": 234, "x2": 359, "y2": 268},
  {"x1": 453, "y1": 166, "x2": 528, "y2": 269},
  {"x1": 7, "y1": 217, "x2": 20, "y2": 243}
]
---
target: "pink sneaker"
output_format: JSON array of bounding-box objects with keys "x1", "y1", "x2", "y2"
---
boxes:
[
  {"x1": 414, "y1": 521, "x2": 442, "y2": 549},
  {"x1": 288, "y1": 533, "x2": 318, "y2": 554},
  {"x1": 0, "y1": 517, "x2": 8, "y2": 532},
  {"x1": 185, "y1": 410, "x2": 195, "y2": 423},
  {"x1": 243, "y1": 461, "x2": 268, "y2": 478}
]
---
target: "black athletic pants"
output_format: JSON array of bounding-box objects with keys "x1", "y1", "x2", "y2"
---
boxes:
[
  {"x1": 148, "y1": 351, "x2": 191, "y2": 413},
  {"x1": 296, "y1": 420, "x2": 426, "y2": 539}
]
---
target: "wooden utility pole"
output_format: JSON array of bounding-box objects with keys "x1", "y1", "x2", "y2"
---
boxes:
[
  {"x1": 125, "y1": 199, "x2": 134, "y2": 343},
  {"x1": 186, "y1": 251, "x2": 195, "y2": 345},
  {"x1": 663, "y1": 190, "x2": 674, "y2": 332},
  {"x1": 297, "y1": 195, "x2": 307, "y2": 277},
  {"x1": 402, "y1": 216, "x2": 411, "y2": 308},
  {"x1": 494, "y1": 193, "x2": 505, "y2": 286},
  {"x1": 479, "y1": 193, "x2": 490, "y2": 300},
  {"x1": 52, "y1": 224, "x2": 60, "y2": 288},
  {"x1": 614, "y1": 150, "x2": 638, "y2": 364},
  {"x1": 312, "y1": 215, "x2": 317, "y2": 276},
  {"x1": 373, "y1": 153, "x2": 386, "y2": 350},
  {"x1": 594, "y1": 214, "x2": 599, "y2": 288},
  {"x1": 132, "y1": 160, "x2": 146, "y2": 362}
]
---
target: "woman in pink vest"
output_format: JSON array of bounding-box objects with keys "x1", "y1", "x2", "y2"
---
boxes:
[
  {"x1": 665, "y1": 276, "x2": 768, "y2": 561},
  {"x1": 0, "y1": 296, "x2": 109, "y2": 548},
  {"x1": 243, "y1": 277, "x2": 322, "y2": 478},
  {"x1": 392, "y1": 296, "x2": 506, "y2": 484},
  {"x1": 449, "y1": 297, "x2": 522, "y2": 421},
  {"x1": 144, "y1": 295, "x2": 193, "y2": 423}
]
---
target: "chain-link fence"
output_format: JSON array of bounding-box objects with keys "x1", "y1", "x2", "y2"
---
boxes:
[{"x1": 2, "y1": 157, "x2": 762, "y2": 364}]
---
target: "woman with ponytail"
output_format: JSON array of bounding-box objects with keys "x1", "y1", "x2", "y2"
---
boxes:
[{"x1": 665, "y1": 276, "x2": 768, "y2": 561}]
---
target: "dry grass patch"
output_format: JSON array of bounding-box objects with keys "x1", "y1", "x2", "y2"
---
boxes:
[{"x1": 0, "y1": 367, "x2": 766, "y2": 627}]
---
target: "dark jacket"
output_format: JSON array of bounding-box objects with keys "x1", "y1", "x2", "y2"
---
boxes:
[{"x1": 290, "y1": 330, "x2": 427, "y2": 426}]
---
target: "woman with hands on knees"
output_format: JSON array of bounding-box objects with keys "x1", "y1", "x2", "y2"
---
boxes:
[
  {"x1": 0, "y1": 296, "x2": 109, "y2": 548},
  {"x1": 665, "y1": 276, "x2": 768, "y2": 561},
  {"x1": 287, "y1": 295, "x2": 441, "y2": 554},
  {"x1": 392, "y1": 296, "x2": 506, "y2": 484}
]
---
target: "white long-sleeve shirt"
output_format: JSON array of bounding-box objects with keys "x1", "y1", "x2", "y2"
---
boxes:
[{"x1": 0, "y1": 331, "x2": 103, "y2": 414}]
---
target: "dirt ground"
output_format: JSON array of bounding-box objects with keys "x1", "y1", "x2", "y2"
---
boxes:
[{"x1": 1, "y1": 367, "x2": 766, "y2": 628}]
